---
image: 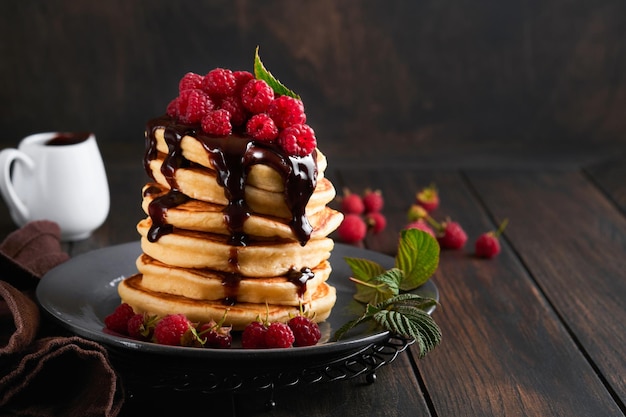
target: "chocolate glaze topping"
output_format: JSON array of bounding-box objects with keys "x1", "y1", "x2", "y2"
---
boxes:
[
  {"x1": 143, "y1": 115, "x2": 319, "y2": 302},
  {"x1": 144, "y1": 115, "x2": 317, "y2": 246}
]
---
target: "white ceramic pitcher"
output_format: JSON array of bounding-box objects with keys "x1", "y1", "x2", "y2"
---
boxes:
[{"x1": 0, "y1": 132, "x2": 110, "y2": 241}]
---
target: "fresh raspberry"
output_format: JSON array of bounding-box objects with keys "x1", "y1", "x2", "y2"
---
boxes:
[
  {"x1": 407, "y1": 204, "x2": 429, "y2": 222},
  {"x1": 198, "y1": 321, "x2": 233, "y2": 349},
  {"x1": 178, "y1": 72, "x2": 204, "y2": 92},
  {"x1": 127, "y1": 313, "x2": 157, "y2": 341},
  {"x1": 179, "y1": 89, "x2": 214, "y2": 124},
  {"x1": 437, "y1": 221, "x2": 467, "y2": 249},
  {"x1": 202, "y1": 68, "x2": 237, "y2": 99},
  {"x1": 265, "y1": 322, "x2": 295, "y2": 348},
  {"x1": 337, "y1": 213, "x2": 367, "y2": 244},
  {"x1": 166, "y1": 97, "x2": 178, "y2": 118},
  {"x1": 288, "y1": 315, "x2": 321, "y2": 347},
  {"x1": 277, "y1": 123, "x2": 317, "y2": 157},
  {"x1": 233, "y1": 70, "x2": 255, "y2": 92},
  {"x1": 363, "y1": 189, "x2": 384, "y2": 213},
  {"x1": 416, "y1": 184, "x2": 439, "y2": 212},
  {"x1": 219, "y1": 95, "x2": 247, "y2": 127},
  {"x1": 475, "y1": 219, "x2": 508, "y2": 258},
  {"x1": 404, "y1": 219, "x2": 435, "y2": 237},
  {"x1": 246, "y1": 113, "x2": 278, "y2": 141},
  {"x1": 104, "y1": 303, "x2": 135, "y2": 335},
  {"x1": 267, "y1": 96, "x2": 306, "y2": 129},
  {"x1": 201, "y1": 109, "x2": 232, "y2": 136},
  {"x1": 241, "y1": 321, "x2": 267, "y2": 349},
  {"x1": 339, "y1": 190, "x2": 364, "y2": 215},
  {"x1": 366, "y1": 211, "x2": 387, "y2": 233},
  {"x1": 241, "y1": 79, "x2": 274, "y2": 114},
  {"x1": 153, "y1": 314, "x2": 198, "y2": 346}
]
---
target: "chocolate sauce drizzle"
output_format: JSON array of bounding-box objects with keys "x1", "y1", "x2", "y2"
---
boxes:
[{"x1": 143, "y1": 115, "x2": 318, "y2": 302}]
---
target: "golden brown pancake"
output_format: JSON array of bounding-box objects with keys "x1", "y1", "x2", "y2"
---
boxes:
[
  {"x1": 118, "y1": 273, "x2": 337, "y2": 330},
  {"x1": 137, "y1": 218, "x2": 334, "y2": 277},
  {"x1": 141, "y1": 183, "x2": 343, "y2": 241},
  {"x1": 136, "y1": 254, "x2": 331, "y2": 306}
]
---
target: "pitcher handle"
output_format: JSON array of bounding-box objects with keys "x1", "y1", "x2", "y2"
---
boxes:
[{"x1": 0, "y1": 148, "x2": 35, "y2": 225}]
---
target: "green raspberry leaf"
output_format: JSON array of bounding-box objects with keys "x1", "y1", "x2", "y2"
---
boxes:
[
  {"x1": 344, "y1": 257, "x2": 386, "y2": 282},
  {"x1": 395, "y1": 229, "x2": 440, "y2": 291},
  {"x1": 351, "y1": 268, "x2": 403, "y2": 305},
  {"x1": 254, "y1": 46, "x2": 301, "y2": 99}
]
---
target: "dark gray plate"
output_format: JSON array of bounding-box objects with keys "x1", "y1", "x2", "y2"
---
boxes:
[{"x1": 36, "y1": 242, "x2": 438, "y2": 364}]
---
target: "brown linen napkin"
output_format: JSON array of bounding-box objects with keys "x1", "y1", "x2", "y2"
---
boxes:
[{"x1": 0, "y1": 221, "x2": 124, "y2": 417}]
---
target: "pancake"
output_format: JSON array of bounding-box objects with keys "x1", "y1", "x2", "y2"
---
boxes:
[
  {"x1": 137, "y1": 218, "x2": 334, "y2": 277},
  {"x1": 118, "y1": 273, "x2": 337, "y2": 330},
  {"x1": 146, "y1": 156, "x2": 336, "y2": 219},
  {"x1": 141, "y1": 183, "x2": 343, "y2": 241},
  {"x1": 136, "y1": 254, "x2": 332, "y2": 305},
  {"x1": 151, "y1": 127, "x2": 328, "y2": 191}
]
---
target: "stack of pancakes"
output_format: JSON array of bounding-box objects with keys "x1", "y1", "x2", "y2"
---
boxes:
[{"x1": 117, "y1": 117, "x2": 343, "y2": 330}]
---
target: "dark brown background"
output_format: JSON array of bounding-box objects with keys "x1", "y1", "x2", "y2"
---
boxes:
[{"x1": 1, "y1": 0, "x2": 625, "y2": 169}]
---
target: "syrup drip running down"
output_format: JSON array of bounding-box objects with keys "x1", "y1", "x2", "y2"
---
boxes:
[{"x1": 143, "y1": 115, "x2": 318, "y2": 302}]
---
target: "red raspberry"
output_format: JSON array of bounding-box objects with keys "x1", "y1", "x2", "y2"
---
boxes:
[
  {"x1": 416, "y1": 184, "x2": 439, "y2": 212},
  {"x1": 246, "y1": 113, "x2": 278, "y2": 141},
  {"x1": 153, "y1": 314, "x2": 198, "y2": 346},
  {"x1": 127, "y1": 313, "x2": 157, "y2": 341},
  {"x1": 178, "y1": 72, "x2": 204, "y2": 92},
  {"x1": 179, "y1": 89, "x2": 214, "y2": 124},
  {"x1": 233, "y1": 70, "x2": 255, "y2": 92},
  {"x1": 475, "y1": 219, "x2": 508, "y2": 258},
  {"x1": 201, "y1": 109, "x2": 232, "y2": 136},
  {"x1": 337, "y1": 213, "x2": 367, "y2": 244},
  {"x1": 241, "y1": 321, "x2": 268, "y2": 349},
  {"x1": 202, "y1": 68, "x2": 236, "y2": 99},
  {"x1": 267, "y1": 96, "x2": 306, "y2": 129},
  {"x1": 166, "y1": 98, "x2": 178, "y2": 118},
  {"x1": 277, "y1": 123, "x2": 317, "y2": 157},
  {"x1": 339, "y1": 190, "x2": 364, "y2": 215},
  {"x1": 404, "y1": 219, "x2": 435, "y2": 238},
  {"x1": 366, "y1": 211, "x2": 387, "y2": 233},
  {"x1": 219, "y1": 95, "x2": 247, "y2": 127},
  {"x1": 265, "y1": 322, "x2": 295, "y2": 348},
  {"x1": 437, "y1": 221, "x2": 467, "y2": 249},
  {"x1": 104, "y1": 303, "x2": 135, "y2": 335},
  {"x1": 363, "y1": 189, "x2": 384, "y2": 213},
  {"x1": 241, "y1": 79, "x2": 274, "y2": 114},
  {"x1": 198, "y1": 321, "x2": 233, "y2": 349},
  {"x1": 288, "y1": 315, "x2": 321, "y2": 347}
]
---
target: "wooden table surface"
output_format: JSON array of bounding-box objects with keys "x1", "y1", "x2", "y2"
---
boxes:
[{"x1": 1, "y1": 148, "x2": 624, "y2": 417}]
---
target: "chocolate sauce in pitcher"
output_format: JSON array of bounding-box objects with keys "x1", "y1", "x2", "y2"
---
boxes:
[{"x1": 143, "y1": 115, "x2": 318, "y2": 300}]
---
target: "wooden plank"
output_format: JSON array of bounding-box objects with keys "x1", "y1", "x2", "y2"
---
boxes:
[
  {"x1": 337, "y1": 169, "x2": 623, "y2": 416},
  {"x1": 585, "y1": 156, "x2": 626, "y2": 215},
  {"x1": 466, "y1": 170, "x2": 626, "y2": 409}
]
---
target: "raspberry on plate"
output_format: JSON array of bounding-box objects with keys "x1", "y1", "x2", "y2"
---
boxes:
[
  {"x1": 277, "y1": 123, "x2": 317, "y2": 157},
  {"x1": 241, "y1": 321, "x2": 268, "y2": 349},
  {"x1": 104, "y1": 303, "x2": 135, "y2": 335},
  {"x1": 265, "y1": 322, "x2": 295, "y2": 348},
  {"x1": 179, "y1": 89, "x2": 214, "y2": 124},
  {"x1": 153, "y1": 314, "x2": 199, "y2": 346},
  {"x1": 288, "y1": 315, "x2": 321, "y2": 347}
]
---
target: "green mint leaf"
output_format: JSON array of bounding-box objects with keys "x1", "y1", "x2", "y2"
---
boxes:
[
  {"x1": 395, "y1": 229, "x2": 440, "y2": 291},
  {"x1": 254, "y1": 46, "x2": 301, "y2": 99},
  {"x1": 344, "y1": 257, "x2": 386, "y2": 282}
]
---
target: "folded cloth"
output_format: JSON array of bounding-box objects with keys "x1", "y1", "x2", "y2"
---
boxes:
[
  {"x1": 0, "y1": 221, "x2": 69, "y2": 290},
  {"x1": 0, "y1": 221, "x2": 124, "y2": 417}
]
